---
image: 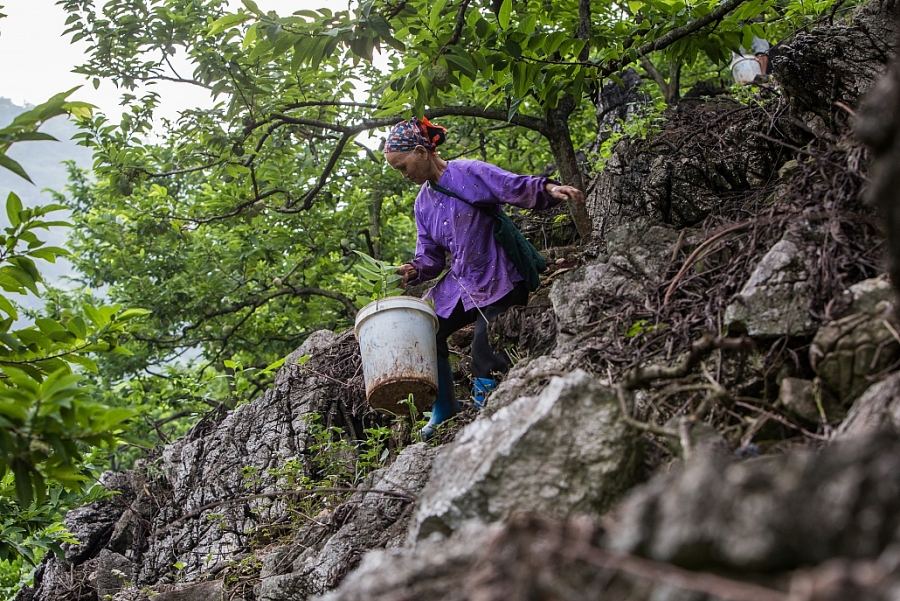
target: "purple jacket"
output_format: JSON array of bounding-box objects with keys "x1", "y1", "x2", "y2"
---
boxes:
[{"x1": 407, "y1": 159, "x2": 560, "y2": 318}]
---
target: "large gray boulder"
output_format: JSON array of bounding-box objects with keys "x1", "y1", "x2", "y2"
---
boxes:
[
  {"x1": 809, "y1": 301, "x2": 900, "y2": 405},
  {"x1": 837, "y1": 371, "x2": 900, "y2": 439},
  {"x1": 255, "y1": 443, "x2": 438, "y2": 600},
  {"x1": 774, "y1": 0, "x2": 900, "y2": 136},
  {"x1": 606, "y1": 430, "x2": 900, "y2": 572},
  {"x1": 551, "y1": 218, "x2": 679, "y2": 335},
  {"x1": 313, "y1": 520, "x2": 495, "y2": 601},
  {"x1": 586, "y1": 100, "x2": 800, "y2": 243},
  {"x1": 408, "y1": 370, "x2": 643, "y2": 542},
  {"x1": 140, "y1": 331, "x2": 344, "y2": 583},
  {"x1": 724, "y1": 229, "x2": 818, "y2": 337}
]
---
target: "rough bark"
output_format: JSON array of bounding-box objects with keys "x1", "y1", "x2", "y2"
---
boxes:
[
  {"x1": 775, "y1": 0, "x2": 900, "y2": 135},
  {"x1": 856, "y1": 29, "x2": 900, "y2": 307}
]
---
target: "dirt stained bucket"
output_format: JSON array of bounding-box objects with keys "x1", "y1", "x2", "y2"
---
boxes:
[{"x1": 354, "y1": 296, "x2": 438, "y2": 415}]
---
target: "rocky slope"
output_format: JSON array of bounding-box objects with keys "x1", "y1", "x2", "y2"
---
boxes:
[{"x1": 16, "y1": 1, "x2": 900, "y2": 600}]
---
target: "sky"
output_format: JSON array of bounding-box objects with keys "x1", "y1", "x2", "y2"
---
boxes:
[{"x1": 0, "y1": 0, "x2": 348, "y2": 121}]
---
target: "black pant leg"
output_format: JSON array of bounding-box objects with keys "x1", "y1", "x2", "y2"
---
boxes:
[
  {"x1": 435, "y1": 300, "x2": 476, "y2": 359},
  {"x1": 471, "y1": 283, "x2": 529, "y2": 379}
]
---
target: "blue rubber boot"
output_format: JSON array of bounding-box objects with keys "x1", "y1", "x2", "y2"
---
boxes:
[
  {"x1": 421, "y1": 357, "x2": 459, "y2": 439},
  {"x1": 473, "y1": 377, "x2": 497, "y2": 410}
]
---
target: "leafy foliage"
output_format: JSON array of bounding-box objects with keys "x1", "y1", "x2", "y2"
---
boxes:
[
  {"x1": 47, "y1": 0, "x2": 852, "y2": 450},
  {"x1": 0, "y1": 93, "x2": 149, "y2": 571},
  {"x1": 352, "y1": 250, "x2": 403, "y2": 300}
]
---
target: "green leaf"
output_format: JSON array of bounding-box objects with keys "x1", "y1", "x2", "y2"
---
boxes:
[
  {"x1": 12, "y1": 459, "x2": 33, "y2": 507},
  {"x1": 260, "y1": 357, "x2": 286, "y2": 374},
  {"x1": 65, "y1": 354, "x2": 98, "y2": 374},
  {"x1": 498, "y1": 0, "x2": 512, "y2": 29},
  {"x1": 354, "y1": 265, "x2": 383, "y2": 281},
  {"x1": 0, "y1": 295, "x2": 17, "y2": 320},
  {"x1": 115, "y1": 308, "x2": 151, "y2": 321},
  {"x1": 241, "y1": 0, "x2": 263, "y2": 15},
  {"x1": 5, "y1": 192, "x2": 23, "y2": 227},
  {"x1": 0, "y1": 155, "x2": 32, "y2": 184},
  {"x1": 444, "y1": 50, "x2": 477, "y2": 80},
  {"x1": 66, "y1": 316, "x2": 87, "y2": 339},
  {"x1": 513, "y1": 61, "x2": 528, "y2": 97},
  {"x1": 1, "y1": 266, "x2": 38, "y2": 296},
  {"x1": 11, "y1": 132, "x2": 58, "y2": 143},
  {"x1": 208, "y1": 12, "x2": 252, "y2": 36},
  {"x1": 429, "y1": 0, "x2": 448, "y2": 30},
  {"x1": 82, "y1": 304, "x2": 109, "y2": 328}
]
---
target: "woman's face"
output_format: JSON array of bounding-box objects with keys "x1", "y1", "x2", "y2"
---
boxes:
[{"x1": 385, "y1": 147, "x2": 431, "y2": 185}]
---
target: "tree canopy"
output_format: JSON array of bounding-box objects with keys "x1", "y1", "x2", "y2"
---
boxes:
[{"x1": 49, "y1": 0, "x2": 844, "y2": 438}]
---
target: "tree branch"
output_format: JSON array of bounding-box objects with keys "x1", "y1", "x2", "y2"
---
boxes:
[
  {"x1": 144, "y1": 75, "x2": 214, "y2": 90},
  {"x1": 439, "y1": 0, "x2": 472, "y2": 52},
  {"x1": 191, "y1": 285, "x2": 356, "y2": 323},
  {"x1": 632, "y1": 0, "x2": 748, "y2": 61},
  {"x1": 623, "y1": 334, "x2": 754, "y2": 390},
  {"x1": 640, "y1": 56, "x2": 670, "y2": 98}
]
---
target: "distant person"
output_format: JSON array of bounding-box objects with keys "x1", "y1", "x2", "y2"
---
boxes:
[
  {"x1": 384, "y1": 117, "x2": 584, "y2": 438},
  {"x1": 747, "y1": 36, "x2": 771, "y2": 75},
  {"x1": 732, "y1": 35, "x2": 772, "y2": 84}
]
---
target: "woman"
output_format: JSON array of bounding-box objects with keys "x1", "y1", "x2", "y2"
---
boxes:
[{"x1": 384, "y1": 117, "x2": 584, "y2": 437}]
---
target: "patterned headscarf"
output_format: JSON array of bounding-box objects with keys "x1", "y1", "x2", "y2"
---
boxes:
[{"x1": 384, "y1": 116, "x2": 447, "y2": 154}]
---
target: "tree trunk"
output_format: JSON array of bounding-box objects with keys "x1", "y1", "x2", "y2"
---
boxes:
[{"x1": 546, "y1": 97, "x2": 593, "y2": 238}]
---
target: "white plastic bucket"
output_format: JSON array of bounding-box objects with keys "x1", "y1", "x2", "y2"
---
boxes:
[
  {"x1": 730, "y1": 55, "x2": 762, "y2": 85},
  {"x1": 354, "y1": 296, "x2": 438, "y2": 415}
]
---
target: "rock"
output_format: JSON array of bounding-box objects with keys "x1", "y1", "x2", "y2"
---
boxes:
[
  {"x1": 255, "y1": 443, "x2": 438, "y2": 600},
  {"x1": 147, "y1": 580, "x2": 224, "y2": 601},
  {"x1": 313, "y1": 520, "x2": 494, "y2": 601},
  {"x1": 408, "y1": 370, "x2": 643, "y2": 542},
  {"x1": 60, "y1": 471, "x2": 133, "y2": 564},
  {"x1": 724, "y1": 229, "x2": 818, "y2": 337},
  {"x1": 844, "y1": 275, "x2": 898, "y2": 316},
  {"x1": 551, "y1": 218, "x2": 678, "y2": 335},
  {"x1": 606, "y1": 430, "x2": 900, "y2": 571},
  {"x1": 586, "y1": 101, "x2": 800, "y2": 243},
  {"x1": 484, "y1": 355, "x2": 572, "y2": 416},
  {"x1": 778, "y1": 377, "x2": 823, "y2": 423},
  {"x1": 836, "y1": 371, "x2": 900, "y2": 439},
  {"x1": 857, "y1": 37, "x2": 900, "y2": 302},
  {"x1": 486, "y1": 297, "x2": 557, "y2": 360},
  {"x1": 314, "y1": 513, "x2": 769, "y2": 601},
  {"x1": 774, "y1": 0, "x2": 900, "y2": 135},
  {"x1": 138, "y1": 330, "x2": 362, "y2": 584},
  {"x1": 809, "y1": 301, "x2": 900, "y2": 405},
  {"x1": 96, "y1": 550, "x2": 134, "y2": 599}
]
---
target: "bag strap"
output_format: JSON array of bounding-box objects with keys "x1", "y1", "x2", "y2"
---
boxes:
[{"x1": 427, "y1": 181, "x2": 497, "y2": 217}]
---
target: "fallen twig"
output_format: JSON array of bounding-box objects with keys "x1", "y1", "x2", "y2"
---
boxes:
[{"x1": 663, "y1": 222, "x2": 753, "y2": 307}]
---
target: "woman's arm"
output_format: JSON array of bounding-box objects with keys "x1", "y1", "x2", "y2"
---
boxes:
[
  {"x1": 403, "y1": 204, "x2": 445, "y2": 286},
  {"x1": 544, "y1": 182, "x2": 585, "y2": 204},
  {"x1": 464, "y1": 160, "x2": 583, "y2": 209}
]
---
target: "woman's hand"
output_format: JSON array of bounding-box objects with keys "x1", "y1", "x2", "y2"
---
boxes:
[
  {"x1": 396, "y1": 263, "x2": 418, "y2": 288},
  {"x1": 546, "y1": 183, "x2": 585, "y2": 204}
]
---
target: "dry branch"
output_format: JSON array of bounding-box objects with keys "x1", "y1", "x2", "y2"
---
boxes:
[{"x1": 623, "y1": 334, "x2": 754, "y2": 390}]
